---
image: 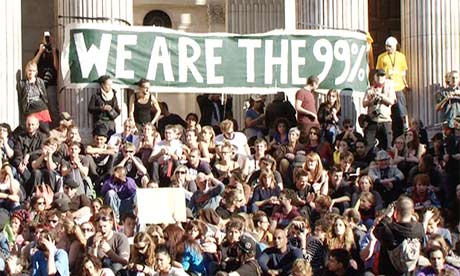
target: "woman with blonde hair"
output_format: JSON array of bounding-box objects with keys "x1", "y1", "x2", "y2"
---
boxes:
[
  {"x1": 198, "y1": 125, "x2": 216, "y2": 162},
  {"x1": 129, "y1": 231, "x2": 156, "y2": 275},
  {"x1": 303, "y1": 152, "x2": 328, "y2": 195},
  {"x1": 327, "y1": 216, "x2": 356, "y2": 253}
]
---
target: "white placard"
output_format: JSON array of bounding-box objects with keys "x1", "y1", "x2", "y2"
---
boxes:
[{"x1": 137, "y1": 188, "x2": 187, "y2": 224}]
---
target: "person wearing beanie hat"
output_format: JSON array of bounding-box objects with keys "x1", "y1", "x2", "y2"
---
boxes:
[{"x1": 376, "y1": 35, "x2": 410, "y2": 134}]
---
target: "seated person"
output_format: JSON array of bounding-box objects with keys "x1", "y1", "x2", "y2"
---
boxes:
[
  {"x1": 148, "y1": 124, "x2": 183, "y2": 187},
  {"x1": 0, "y1": 163, "x2": 21, "y2": 211},
  {"x1": 108, "y1": 118, "x2": 140, "y2": 153},
  {"x1": 86, "y1": 124, "x2": 117, "y2": 188},
  {"x1": 243, "y1": 138, "x2": 268, "y2": 177},
  {"x1": 101, "y1": 166, "x2": 137, "y2": 222},
  {"x1": 368, "y1": 150, "x2": 405, "y2": 206},
  {"x1": 49, "y1": 112, "x2": 73, "y2": 143},
  {"x1": 30, "y1": 137, "x2": 62, "y2": 191},
  {"x1": 31, "y1": 229, "x2": 69, "y2": 276},
  {"x1": 322, "y1": 248, "x2": 358, "y2": 275},
  {"x1": 258, "y1": 229, "x2": 303, "y2": 276},
  {"x1": 186, "y1": 148, "x2": 212, "y2": 179},
  {"x1": 87, "y1": 208, "x2": 130, "y2": 274},
  {"x1": 216, "y1": 188, "x2": 246, "y2": 220},
  {"x1": 113, "y1": 142, "x2": 148, "y2": 187},
  {"x1": 335, "y1": 118, "x2": 363, "y2": 149},
  {"x1": 60, "y1": 141, "x2": 92, "y2": 197},
  {"x1": 219, "y1": 220, "x2": 245, "y2": 272},
  {"x1": 270, "y1": 189, "x2": 301, "y2": 231},
  {"x1": 188, "y1": 173, "x2": 225, "y2": 216},
  {"x1": 352, "y1": 138, "x2": 375, "y2": 175},
  {"x1": 63, "y1": 178, "x2": 91, "y2": 224},
  {"x1": 328, "y1": 167, "x2": 352, "y2": 214}
]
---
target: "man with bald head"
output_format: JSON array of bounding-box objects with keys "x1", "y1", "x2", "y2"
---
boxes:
[
  {"x1": 258, "y1": 229, "x2": 303, "y2": 276},
  {"x1": 373, "y1": 195, "x2": 426, "y2": 275},
  {"x1": 12, "y1": 115, "x2": 48, "y2": 196}
]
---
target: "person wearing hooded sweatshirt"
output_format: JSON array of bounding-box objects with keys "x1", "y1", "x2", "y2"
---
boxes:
[{"x1": 373, "y1": 195, "x2": 426, "y2": 275}]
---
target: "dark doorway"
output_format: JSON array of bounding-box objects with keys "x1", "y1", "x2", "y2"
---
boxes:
[
  {"x1": 368, "y1": 0, "x2": 401, "y2": 67},
  {"x1": 369, "y1": 0, "x2": 403, "y2": 140}
]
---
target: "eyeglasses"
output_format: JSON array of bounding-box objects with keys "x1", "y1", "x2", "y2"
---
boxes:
[
  {"x1": 176, "y1": 171, "x2": 187, "y2": 174},
  {"x1": 96, "y1": 216, "x2": 111, "y2": 222},
  {"x1": 37, "y1": 201, "x2": 45, "y2": 206},
  {"x1": 344, "y1": 125, "x2": 352, "y2": 129},
  {"x1": 125, "y1": 150, "x2": 134, "y2": 153},
  {"x1": 48, "y1": 219, "x2": 59, "y2": 224},
  {"x1": 82, "y1": 227, "x2": 94, "y2": 232}
]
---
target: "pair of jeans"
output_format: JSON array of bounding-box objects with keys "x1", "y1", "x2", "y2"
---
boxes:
[{"x1": 104, "y1": 190, "x2": 136, "y2": 221}]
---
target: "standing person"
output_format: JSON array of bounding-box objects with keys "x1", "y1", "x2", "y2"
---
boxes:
[
  {"x1": 17, "y1": 61, "x2": 51, "y2": 130},
  {"x1": 318, "y1": 89, "x2": 341, "y2": 145},
  {"x1": 244, "y1": 95, "x2": 266, "y2": 141},
  {"x1": 197, "y1": 94, "x2": 232, "y2": 134},
  {"x1": 376, "y1": 36, "x2": 410, "y2": 133},
  {"x1": 32, "y1": 31, "x2": 60, "y2": 127},
  {"x1": 373, "y1": 196, "x2": 426, "y2": 275},
  {"x1": 295, "y1": 76, "x2": 320, "y2": 141},
  {"x1": 88, "y1": 75, "x2": 121, "y2": 137},
  {"x1": 128, "y1": 78, "x2": 161, "y2": 132},
  {"x1": 436, "y1": 70, "x2": 460, "y2": 130},
  {"x1": 362, "y1": 69, "x2": 396, "y2": 151}
]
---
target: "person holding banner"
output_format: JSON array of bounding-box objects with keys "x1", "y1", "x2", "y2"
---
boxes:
[
  {"x1": 88, "y1": 75, "x2": 121, "y2": 138},
  {"x1": 295, "y1": 76, "x2": 320, "y2": 143},
  {"x1": 128, "y1": 78, "x2": 161, "y2": 132}
]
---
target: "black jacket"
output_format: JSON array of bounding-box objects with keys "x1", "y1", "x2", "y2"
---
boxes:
[
  {"x1": 374, "y1": 216, "x2": 426, "y2": 275},
  {"x1": 196, "y1": 95, "x2": 232, "y2": 126},
  {"x1": 88, "y1": 90, "x2": 120, "y2": 124}
]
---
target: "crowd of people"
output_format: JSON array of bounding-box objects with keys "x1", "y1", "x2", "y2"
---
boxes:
[{"x1": 0, "y1": 33, "x2": 459, "y2": 276}]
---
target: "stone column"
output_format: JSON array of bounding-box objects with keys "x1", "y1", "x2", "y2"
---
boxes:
[
  {"x1": 401, "y1": 0, "x2": 460, "y2": 127},
  {"x1": 296, "y1": 0, "x2": 369, "y2": 128},
  {"x1": 0, "y1": 1, "x2": 21, "y2": 127},
  {"x1": 56, "y1": 0, "x2": 133, "y2": 140}
]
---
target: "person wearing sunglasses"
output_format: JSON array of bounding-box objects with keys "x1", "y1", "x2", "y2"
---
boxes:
[
  {"x1": 88, "y1": 208, "x2": 130, "y2": 274},
  {"x1": 114, "y1": 142, "x2": 149, "y2": 187},
  {"x1": 81, "y1": 221, "x2": 95, "y2": 241},
  {"x1": 128, "y1": 232, "x2": 156, "y2": 275},
  {"x1": 170, "y1": 165, "x2": 196, "y2": 204},
  {"x1": 101, "y1": 166, "x2": 137, "y2": 222}
]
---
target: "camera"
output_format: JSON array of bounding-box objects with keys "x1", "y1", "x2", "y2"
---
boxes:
[{"x1": 44, "y1": 31, "x2": 52, "y2": 52}]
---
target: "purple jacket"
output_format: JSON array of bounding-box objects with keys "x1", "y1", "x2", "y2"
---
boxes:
[{"x1": 101, "y1": 176, "x2": 137, "y2": 200}]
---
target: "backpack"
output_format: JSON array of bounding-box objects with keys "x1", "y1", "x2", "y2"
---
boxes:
[{"x1": 387, "y1": 237, "x2": 421, "y2": 273}]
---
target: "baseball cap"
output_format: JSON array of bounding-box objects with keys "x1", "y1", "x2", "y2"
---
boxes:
[{"x1": 238, "y1": 235, "x2": 256, "y2": 254}]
